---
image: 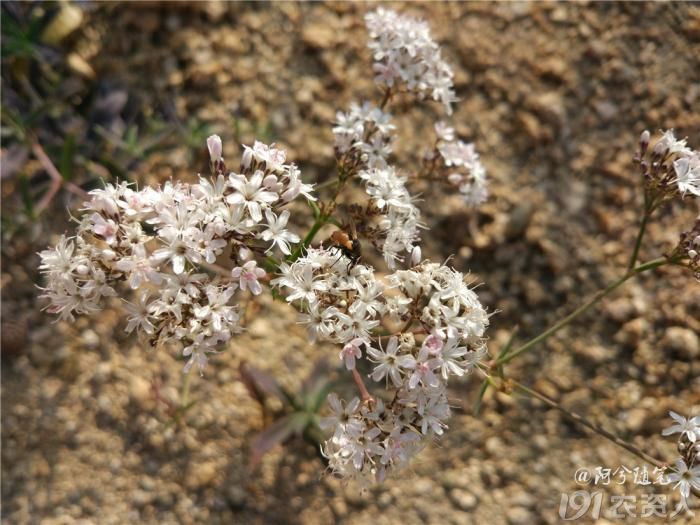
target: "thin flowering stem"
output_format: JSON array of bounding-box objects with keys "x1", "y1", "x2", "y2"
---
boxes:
[
  {"x1": 351, "y1": 368, "x2": 374, "y2": 404},
  {"x1": 497, "y1": 257, "x2": 668, "y2": 366},
  {"x1": 627, "y1": 207, "x2": 652, "y2": 271},
  {"x1": 379, "y1": 87, "x2": 393, "y2": 111},
  {"x1": 313, "y1": 176, "x2": 342, "y2": 192},
  {"x1": 511, "y1": 379, "x2": 667, "y2": 470},
  {"x1": 287, "y1": 213, "x2": 329, "y2": 263}
]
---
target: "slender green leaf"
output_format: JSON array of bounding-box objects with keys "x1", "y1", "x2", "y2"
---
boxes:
[
  {"x1": 473, "y1": 378, "x2": 490, "y2": 416},
  {"x1": 60, "y1": 134, "x2": 75, "y2": 181}
]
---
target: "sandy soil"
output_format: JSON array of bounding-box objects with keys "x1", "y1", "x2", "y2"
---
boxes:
[{"x1": 2, "y1": 2, "x2": 700, "y2": 524}]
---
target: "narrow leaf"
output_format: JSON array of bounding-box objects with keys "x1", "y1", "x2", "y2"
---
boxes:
[
  {"x1": 18, "y1": 175, "x2": 35, "y2": 218},
  {"x1": 300, "y1": 359, "x2": 331, "y2": 412},
  {"x1": 249, "y1": 412, "x2": 310, "y2": 468},
  {"x1": 60, "y1": 134, "x2": 75, "y2": 181},
  {"x1": 473, "y1": 378, "x2": 490, "y2": 416},
  {"x1": 239, "y1": 361, "x2": 297, "y2": 408}
]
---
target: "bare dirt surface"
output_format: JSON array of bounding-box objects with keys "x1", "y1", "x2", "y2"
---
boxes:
[{"x1": 2, "y1": 2, "x2": 700, "y2": 524}]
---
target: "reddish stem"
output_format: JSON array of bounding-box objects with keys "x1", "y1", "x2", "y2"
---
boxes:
[
  {"x1": 32, "y1": 141, "x2": 90, "y2": 213},
  {"x1": 351, "y1": 368, "x2": 374, "y2": 403}
]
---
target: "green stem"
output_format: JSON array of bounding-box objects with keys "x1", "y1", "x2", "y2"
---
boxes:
[
  {"x1": 314, "y1": 176, "x2": 342, "y2": 192},
  {"x1": 288, "y1": 214, "x2": 329, "y2": 263},
  {"x1": 627, "y1": 210, "x2": 651, "y2": 271},
  {"x1": 497, "y1": 257, "x2": 667, "y2": 366},
  {"x1": 379, "y1": 87, "x2": 392, "y2": 110}
]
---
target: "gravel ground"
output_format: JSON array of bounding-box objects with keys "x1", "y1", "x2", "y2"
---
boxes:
[{"x1": 2, "y1": 2, "x2": 700, "y2": 524}]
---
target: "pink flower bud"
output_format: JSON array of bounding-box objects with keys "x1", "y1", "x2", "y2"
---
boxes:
[
  {"x1": 241, "y1": 146, "x2": 253, "y2": 170},
  {"x1": 640, "y1": 130, "x2": 650, "y2": 146},
  {"x1": 206, "y1": 135, "x2": 222, "y2": 163},
  {"x1": 410, "y1": 245, "x2": 422, "y2": 266}
]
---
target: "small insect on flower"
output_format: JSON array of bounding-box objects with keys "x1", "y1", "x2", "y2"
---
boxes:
[{"x1": 329, "y1": 221, "x2": 362, "y2": 269}]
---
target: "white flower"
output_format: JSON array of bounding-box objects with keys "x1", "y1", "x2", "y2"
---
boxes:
[
  {"x1": 434, "y1": 121, "x2": 455, "y2": 142},
  {"x1": 115, "y1": 244, "x2": 162, "y2": 289},
  {"x1": 662, "y1": 411, "x2": 700, "y2": 443},
  {"x1": 339, "y1": 337, "x2": 367, "y2": 370},
  {"x1": 437, "y1": 139, "x2": 489, "y2": 207},
  {"x1": 86, "y1": 183, "x2": 123, "y2": 216},
  {"x1": 151, "y1": 230, "x2": 201, "y2": 275},
  {"x1": 405, "y1": 345, "x2": 441, "y2": 390},
  {"x1": 182, "y1": 338, "x2": 215, "y2": 376},
  {"x1": 274, "y1": 261, "x2": 328, "y2": 304},
  {"x1": 38, "y1": 235, "x2": 80, "y2": 277},
  {"x1": 367, "y1": 336, "x2": 414, "y2": 387},
  {"x1": 319, "y1": 393, "x2": 363, "y2": 437},
  {"x1": 365, "y1": 8, "x2": 455, "y2": 114},
  {"x1": 298, "y1": 303, "x2": 340, "y2": 342},
  {"x1": 665, "y1": 458, "x2": 700, "y2": 499},
  {"x1": 192, "y1": 284, "x2": 237, "y2": 332},
  {"x1": 333, "y1": 102, "x2": 394, "y2": 170},
  {"x1": 261, "y1": 209, "x2": 300, "y2": 255},
  {"x1": 242, "y1": 141, "x2": 287, "y2": 172},
  {"x1": 422, "y1": 332, "x2": 445, "y2": 355},
  {"x1": 90, "y1": 213, "x2": 119, "y2": 245},
  {"x1": 124, "y1": 293, "x2": 156, "y2": 334},
  {"x1": 231, "y1": 261, "x2": 266, "y2": 296},
  {"x1": 654, "y1": 129, "x2": 691, "y2": 156},
  {"x1": 226, "y1": 171, "x2": 278, "y2": 223},
  {"x1": 418, "y1": 389, "x2": 451, "y2": 435},
  {"x1": 673, "y1": 154, "x2": 700, "y2": 197}
]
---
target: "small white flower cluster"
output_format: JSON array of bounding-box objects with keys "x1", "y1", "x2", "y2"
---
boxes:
[
  {"x1": 676, "y1": 217, "x2": 700, "y2": 280},
  {"x1": 435, "y1": 122, "x2": 489, "y2": 207},
  {"x1": 388, "y1": 263, "x2": 490, "y2": 342},
  {"x1": 274, "y1": 252, "x2": 488, "y2": 484},
  {"x1": 650, "y1": 130, "x2": 700, "y2": 197},
  {"x1": 333, "y1": 102, "x2": 395, "y2": 169},
  {"x1": 359, "y1": 166, "x2": 423, "y2": 268},
  {"x1": 273, "y1": 248, "x2": 384, "y2": 346},
  {"x1": 662, "y1": 411, "x2": 700, "y2": 500},
  {"x1": 365, "y1": 8, "x2": 456, "y2": 114},
  {"x1": 39, "y1": 138, "x2": 314, "y2": 374},
  {"x1": 331, "y1": 103, "x2": 423, "y2": 268}
]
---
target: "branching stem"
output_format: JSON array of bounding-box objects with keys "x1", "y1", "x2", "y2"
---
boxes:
[
  {"x1": 511, "y1": 378, "x2": 666, "y2": 469},
  {"x1": 497, "y1": 257, "x2": 668, "y2": 366}
]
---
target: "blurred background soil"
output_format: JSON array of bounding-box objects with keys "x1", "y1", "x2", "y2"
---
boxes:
[{"x1": 2, "y1": 2, "x2": 700, "y2": 524}]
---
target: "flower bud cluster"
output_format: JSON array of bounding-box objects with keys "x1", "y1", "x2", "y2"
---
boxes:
[
  {"x1": 331, "y1": 100, "x2": 423, "y2": 268},
  {"x1": 359, "y1": 166, "x2": 423, "y2": 269},
  {"x1": 433, "y1": 122, "x2": 489, "y2": 207},
  {"x1": 39, "y1": 138, "x2": 314, "y2": 374},
  {"x1": 274, "y1": 251, "x2": 488, "y2": 484},
  {"x1": 640, "y1": 130, "x2": 700, "y2": 198},
  {"x1": 365, "y1": 8, "x2": 456, "y2": 114},
  {"x1": 333, "y1": 102, "x2": 395, "y2": 169},
  {"x1": 671, "y1": 216, "x2": 700, "y2": 280},
  {"x1": 273, "y1": 248, "x2": 384, "y2": 346}
]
